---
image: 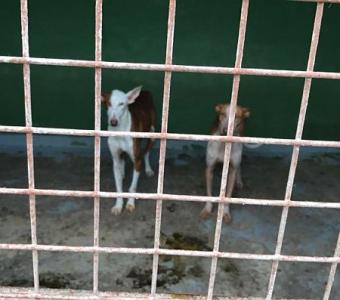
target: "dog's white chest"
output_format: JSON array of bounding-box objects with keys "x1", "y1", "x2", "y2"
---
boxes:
[
  {"x1": 107, "y1": 112, "x2": 134, "y2": 158},
  {"x1": 206, "y1": 140, "x2": 243, "y2": 167},
  {"x1": 108, "y1": 135, "x2": 133, "y2": 157}
]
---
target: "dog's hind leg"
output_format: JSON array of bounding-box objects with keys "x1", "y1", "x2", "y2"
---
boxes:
[
  {"x1": 144, "y1": 125, "x2": 155, "y2": 177},
  {"x1": 144, "y1": 151, "x2": 154, "y2": 177},
  {"x1": 144, "y1": 135, "x2": 154, "y2": 177}
]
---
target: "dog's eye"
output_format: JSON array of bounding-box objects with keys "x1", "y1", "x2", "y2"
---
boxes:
[{"x1": 119, "y1": 103, "x2": 124, "y2": 106}]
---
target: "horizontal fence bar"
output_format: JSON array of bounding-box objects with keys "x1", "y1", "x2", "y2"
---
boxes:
[
  {"x1": 0, "y1": 243, "x2": 339, "y2": 264},
  {"x1": 1, "y1": 125, "x2": 340, "y2": 148},
  {"x1": 0, "y1": 187, "x2": 339, "y2": 209},
  {"x1": 0, "y1": 287, "x2": 311, "y2": 300},
  {"x1": 291, "y1": 0, "x2": 340, "y2": 3},
  {"x1": 1, "y1": 56, "x2": 340, "y2": 80}
]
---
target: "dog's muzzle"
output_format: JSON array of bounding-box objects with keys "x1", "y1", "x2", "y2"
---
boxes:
[{"x1": 110, "y1": 119, "x2": 118, "y2": 127}]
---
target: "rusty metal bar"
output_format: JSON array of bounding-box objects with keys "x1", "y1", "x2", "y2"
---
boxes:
[
  {"x1": 323, "y1": 232, "x2": 340, "y2": 300},
  {"x1": 207, "y1": 1, "x2": 249, "y2": 299},
  {"x1": 20, "y1": 0, "x2": 39, "y2": 292},
  {"x1": 292, "y1": 0, "x2": 340, "y2": 3},
  {"x1": 3, "y1": 55, "x2": 340, "y2": 80},
  {"x1": 3, "y1": 125, "x2": 340, "y2": 148},
  {"x1": 151, "y1": 0, "x2": 176, "y2": 297},
  {"x1": 0, "y1": 187, "x2": 340, "y2": 209},
  {"x1": 0, "y1": 287, "x2": 314, "y2": 300},
  {"x1": 93, "y1": 0, "x2": 103, "y2": 294},
  {"x1": 0, "y1": 243, "x2": 339, "y2": 264},
  {"x1": 266, "y1": 3, "x2": 324, "y2": 299}
]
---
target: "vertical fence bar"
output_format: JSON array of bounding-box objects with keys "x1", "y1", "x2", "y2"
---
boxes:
[
  {"x1": 266, "y1": 3, "x2": 324, "y2": 299},
  {"x1": 323, "y1": 232, "x2": 340, "y2": 300},
  {"x1": 20, "y1": 0, "x2": 39, "y2": 292},
  {"x1": 150, "y1": 0, "x2": 176, "y2": 297},
  {"x1": 93, "y1": 0, "x2": 103, "y2": 294},
  {"x1": 207, "y1": 1, "x2": 250, "y2": 299}
]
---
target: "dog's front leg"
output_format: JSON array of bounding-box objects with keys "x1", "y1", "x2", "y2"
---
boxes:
[
  {"x1": 200, "y1": 163, "x2": 215, "y2": 219},
  {"x1": 236, "y1": 167, "x2": 243, "y2": 189},
  {"x1": 112, "y1": 155, "x2": 124, "y2": 215},
  {"x1": 223, "y1": 165, "x2": 237, "y2": 223},
  {"x1": 126, "y1": 159, "x2": 141, "y2": 213}
]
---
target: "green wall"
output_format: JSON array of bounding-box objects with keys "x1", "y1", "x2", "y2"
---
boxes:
[{"x1": 1, "y1": 0, "x2": 340, "y2": 140}]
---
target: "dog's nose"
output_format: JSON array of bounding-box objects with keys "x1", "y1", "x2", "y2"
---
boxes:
[{"x1": 110, "y1": 119, "x2": 118, "y2": 127}]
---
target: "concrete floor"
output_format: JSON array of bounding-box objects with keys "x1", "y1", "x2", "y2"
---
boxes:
[{"x1": 0, "y1": 135, "x2": 339, "y2": 299}]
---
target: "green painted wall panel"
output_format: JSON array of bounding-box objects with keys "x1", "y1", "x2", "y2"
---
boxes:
[
  {"x1": 102, "y1": 0, "x2": 168, "y2": 63},
  {"x1": 30, "y1": 65, "x2": 95, "y2": 129},
  {"x1": 0, "y1": 0, "x2": 340, "y2": 141},
  {"x1": 0, "y1": 0, "x2": 21, "y2": 56},
  {"x1": 0, "y1": 64, "x2": 25, "y2": 126},
  {"x1": 29, "y1": 0, "x2": 95, "y2": 60}
]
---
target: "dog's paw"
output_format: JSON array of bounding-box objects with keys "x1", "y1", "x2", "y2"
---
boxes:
[
  {"x1": 145, "y1": 169, "x2": 154, "y2": 177},
  {"x1": 111, "y1": 206, "x2": 123, "y2": 216},
  {"x1": 199, "y1": 208, "x2": 211, "y2": 220},
  {"x1": 126, "y1": 203, "x2": 135, "y2": 213},
  {"x1": 222, "y1": 213, "x2": 232, "y2": 224}
]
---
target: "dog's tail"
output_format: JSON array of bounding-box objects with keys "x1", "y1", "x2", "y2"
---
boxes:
[{"x1": 244, "y1": 143, "x2": 262, "y2": 149}]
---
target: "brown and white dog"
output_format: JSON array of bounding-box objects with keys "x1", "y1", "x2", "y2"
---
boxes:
[
  {"x1": 102, "y1": 86, "x2": 156, "y2": 215},
  {"x1": 200, "y1": 103, "x2": 250, "y2": 223}
]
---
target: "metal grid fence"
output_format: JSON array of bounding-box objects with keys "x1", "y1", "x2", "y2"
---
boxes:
[{"x1": 0, "y1": 0, "x2": 339, "y2": 299}]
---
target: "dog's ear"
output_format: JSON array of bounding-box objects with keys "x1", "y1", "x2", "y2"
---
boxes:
[
  {"x1": 242, "y1": 107, "x2": 250, "y2": 118},
  {"x1": 127, "y1": 86, "x2": 142, "y2": 104},
  {"x1": 101, "y1": 92, "x2": 111, "y2": 107},
  {"x1": 215, "y1": 104, "x2": 225, "y2": 114}
]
